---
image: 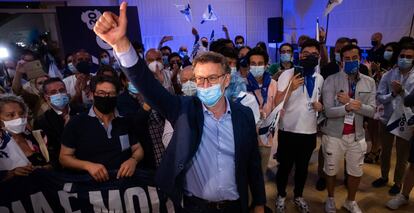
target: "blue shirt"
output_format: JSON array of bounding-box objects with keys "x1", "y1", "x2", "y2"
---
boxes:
[
  {"x1": 184, "y1": 98, "x2": 239, "y2": 201},
  {"x1": 114, "y1": 45, "x2": 239, "y2": 201}
]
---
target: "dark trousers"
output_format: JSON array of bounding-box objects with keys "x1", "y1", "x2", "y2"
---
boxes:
[
  {"x1": 276, "y1": 130, "x2": 316, "y2": 197},
  {"x1": 183, "y1": 196, "x2": 241, "y2": 213}
]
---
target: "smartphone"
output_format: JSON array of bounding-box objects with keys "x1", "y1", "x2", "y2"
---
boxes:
[
  {"x1": 23, "y1": 60, "x2": 44, "y2": 79},
  {"x1": 294, "y1": 66, "x2": 303, "y2": 78}
]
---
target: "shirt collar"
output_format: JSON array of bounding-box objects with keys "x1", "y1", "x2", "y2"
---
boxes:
[
  {"x1": 202, "y1": 96, "x2": 232, "y2": 115},
  {"x1": 88, "y1": 107, "x2": 122, "y2": 118}
]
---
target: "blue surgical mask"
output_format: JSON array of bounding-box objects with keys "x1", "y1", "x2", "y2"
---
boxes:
[
  {"x1": 179, "y1": 51, "x2": 188, "y2": 58},
  {"x1": 335, "y1": 53, "x2": 341, "y2": 63},
  {"x1": 398, "y1": 58, "x2": 413, "y2": 70},
  {"x1": 250, "y1": 66, "x2": 265, "y2": 77},
  {"x1": 68, "y1": 62, "x2": 76, "y2": 72},
  {"x1": 280, "y1": 53, "x2": 292, "y2": 63},
  {"x1": 50, "y1": 93, "x2": 69, "y2": 110},
  {"x1": 236, "y1": 43, "x2": 244, "y2": 48},
  {"x1": 197, "y1": 84, "x2": 223, "y2": 107},
  {"x1": 128, "y1": 82, "x2": 139, "y2": 94},
  {"x1": 344, "y1": 60, "x2": 360, "y2": 75},
  {"x1": 101, "y1": 57, "x2": 110, "y2": 65},
  {"x1": 384, "y1": 51, "x2": 393, "y2": 61}
]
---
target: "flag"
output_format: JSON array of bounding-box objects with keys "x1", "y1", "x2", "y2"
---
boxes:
[
  {"x1": 324, "y1": 0, "x2": 343, "y2": 16},
  {"x1": 176, "y1": 3, "x2": 192, "y2": 23},
  {"x1": 201, "y1": 4, "x2": 217, "y2": 24},
  {"x1": 210, "y1": 30, "x2": 215, "y2": 41},
  {"x1": 386, "y1": 102, "x2": 414, "y2": 141}
]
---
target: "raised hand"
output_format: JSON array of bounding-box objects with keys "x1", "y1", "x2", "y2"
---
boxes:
[{"x1": 93, "y1": 1, "x2": 129, "y2": 52}]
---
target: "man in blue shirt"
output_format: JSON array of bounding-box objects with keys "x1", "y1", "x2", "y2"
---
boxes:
[{"x1": 93, "y1": 2, "x2": 265, "y2": 212}]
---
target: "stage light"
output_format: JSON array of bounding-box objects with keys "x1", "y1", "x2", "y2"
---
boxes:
[{"x1": 0, "y1": 47, "x2": 9, "y2": 59}]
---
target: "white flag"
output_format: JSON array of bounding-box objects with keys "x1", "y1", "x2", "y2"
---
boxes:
[
  {"x1": 324, "y1": 0, "x2": 343, "y2": 16},
  {"x1": 201, "y1": 4, "x2": 217, "y2": 24},
  {"x1": 386, "y1": 102, "x2": 414, "y2": 141},
  {"x1": 176, "y1": 3, "x2": 192, "y2": 23}
]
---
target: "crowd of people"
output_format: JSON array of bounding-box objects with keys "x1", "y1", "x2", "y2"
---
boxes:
[{"x1": 1, "y1": 3, "x2": 414, "y2": 213}]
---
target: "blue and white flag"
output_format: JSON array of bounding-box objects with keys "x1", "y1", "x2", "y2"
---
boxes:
[
  {"x1": 210, "y1": 30, "x2": 215, "y2": 41},
  {"x1": 386, "y1": 102, "x2": 414, "y2": 141},
  {"x1": 176, "y1": 3, "x2": 192, "y2": 23},
  {"x1": 201, "y1": 4, "x2": 217, "y2": 24},
  {"x1": 324, "y1": 0, "x2": 343, "y2": 16}
]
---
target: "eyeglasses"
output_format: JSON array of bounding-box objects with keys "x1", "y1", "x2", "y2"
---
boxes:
[
  {"x1": 195, "y1": 74, "x2": 226, "y2": 86},
  {"x1": 94, "y1": 90, "x2": 117, "y2": 97},
  {"x1": 400, "y1": 54, "x2": 413, "y2": 59}
]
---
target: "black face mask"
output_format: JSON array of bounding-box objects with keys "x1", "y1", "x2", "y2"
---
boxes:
[
  {"x1": 299, "y1": 55, "x2": 319, "y2": 71},
  {"x1": 93, "y1": 96, "x2": 117, "y2": 114},
  {"x1": 76, "y1": 61, "x2": 92, "y2": 74},
  {"x1": 202, "y1": 41, "x2": 208, "y2": 48},
  {"x1": 239, "y1": 56, "x2": 248, "y2": 68},
  {"x1": 371, "y1": 40, "x2": 379, "y2": 47}
]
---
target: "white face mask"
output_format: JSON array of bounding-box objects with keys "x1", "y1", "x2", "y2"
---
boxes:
[
  {"x1": 3, "y1": 117, "x2": 27, "y2": 134},
  {"x1": 148, "y1": 61, "x2": 164, "y2": 73},
  {"x1": 181, "y1": 81, "x2": 197, "y2": 96}
]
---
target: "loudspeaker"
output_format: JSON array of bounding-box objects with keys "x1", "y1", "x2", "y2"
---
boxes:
[{"x1": 268, "y1": 17, "x2": 283, "y2": 43}]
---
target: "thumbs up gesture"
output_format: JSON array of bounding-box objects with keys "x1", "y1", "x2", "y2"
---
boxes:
[{"x1": 93, "y1": 1, "x2": 130, "y2": 52}]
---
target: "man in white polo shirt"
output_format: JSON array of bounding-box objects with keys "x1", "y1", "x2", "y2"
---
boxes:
[
  {"x1": 275, "y1": 39, "x2": 324, "y2": 213},
  {"x1": 322, "y1": 44, "x2": 376, "y2": 213}
]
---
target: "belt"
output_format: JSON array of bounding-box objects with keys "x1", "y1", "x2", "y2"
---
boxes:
[{"x1": 184, "y1": 195, "x2": 240, "y2": 210}]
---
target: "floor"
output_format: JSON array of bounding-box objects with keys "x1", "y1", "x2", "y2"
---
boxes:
[{"x1": 264, "y1": 137, "x2": 414, "y2": 213}]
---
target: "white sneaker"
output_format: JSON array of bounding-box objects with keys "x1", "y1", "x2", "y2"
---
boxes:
[
  {"x1": 325, "y1": 197, "x2": 336, "y2": 213},
  {"x1": 342, "y1": 200, "x2": 362, "y2": 213},
  {"x1": 294, "y1": 197, "x2": 310, "y2": 213},
  {"x1": 386, "y1": 193, "x2": 409, "y2": 210},
  {"x1": 275, "y1": 195, "x2": 286, "y2": 213}
]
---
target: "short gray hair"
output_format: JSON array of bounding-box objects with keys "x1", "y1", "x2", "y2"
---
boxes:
[
  {"x1": 192, "y1": 51, "x2": 230, "y2": 74},
  {"x1": 0, "y1": 94, "x2": 28, "y2": 115}
]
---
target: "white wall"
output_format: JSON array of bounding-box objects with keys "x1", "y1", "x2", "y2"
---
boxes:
[{"x1": 283, "y1": 0, "x2": 414, "y2": 47}]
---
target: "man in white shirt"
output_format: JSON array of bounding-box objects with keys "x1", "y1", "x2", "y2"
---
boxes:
[{"x1": 275, "y1": 39, "x2": 324, "y2": 213}]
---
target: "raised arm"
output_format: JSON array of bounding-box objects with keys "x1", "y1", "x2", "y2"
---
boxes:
[{"x1": 93, "y1": 2, "x2": 181, "y2": 122}]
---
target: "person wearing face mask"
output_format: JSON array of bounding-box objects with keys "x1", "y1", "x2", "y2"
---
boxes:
[
  {"x1": 372, "y1": 43, "x2": 414, "y2": 196},
  {"x1": 12, "y1": 57, "x2": 50, "y2": 120},
  {"x1": 63, "y1": 54, "x2": 76, "y2": 78},
  {"x1": 168, "y1": 53, "x2": 184, "y2": 95},
  {"x1": 60, "y1": 75, "x2": 144, "y2": 182},
  {"x1": 93, "y1": 5, "x2": 266, "y2": 211},
  {"x1": 217, "y1": 47, "x2": 246, "y2": 101},
  {"x1": 274, "y1": 39, "x2": 324, "y2": 213},
  {"x1": 116, "y1": 72, "x2": 158, "y2": 170},
  {"x1": 320, "y1": 37, "x2": 351, "y2": 79},
  {"x1": 381, "y1": 42, "x2": 400, "y2": 72},
  {"x1": 271, "y1": 43, "x2": 294, "y2": 81},
  {"x1": 145, "y1": 48, "x2": 174, "y2": 94},
  {"x1": 33, "y1": 78, "x2": 84, "y2": 170},
  {"x1": 99, "y1": 50, "x2": 112, "y2": 66},
  {"x1": 321, "y1": 44, "x2": 376, "y2": 213},
  {"x1": 367, "y1": 32, "x2": 385, "y2": 64},
  {"x1": 0, "y1": 94, "x2": 51, "y2": 182},
  {"x1": 234, "y1": 35, "x2": 245, "y2": 49},
  {"x1": 245, "y1": 47, "x2": 283, "y2": 175},
  {"x1": 63, "y1": 49, "x2": 93, "y2": 107}
]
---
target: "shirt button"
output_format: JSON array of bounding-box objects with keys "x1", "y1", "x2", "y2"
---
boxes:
[{"x1": 178, "y1": 164, "x2": 184, "y2": 170}]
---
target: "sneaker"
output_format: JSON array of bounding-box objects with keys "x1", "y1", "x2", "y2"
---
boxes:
[
  {"x1": 342, "y1": 200, "x2": 362, "y2": 213},
  {"x1": 371, "y1": 177, "x2": 388, "y2": 188},
  {"x1": 275, "y1": 195, "x2": 286, "y2": 213},
  {"x1": 386, "y1": 193, "x2": 409, "y2": 210},
  {"x1": 389, "y1": 184, "x2": 401, "y2": 195},
  {"x1": 324, "y1": 197, "x2": 336, "y2": 213},
  {"x1": 293, "y1": 197, "x2": 310, "y2": 213},
  {"x1": 316, "y1": 177, "x2": 327, "y2": 191}
]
